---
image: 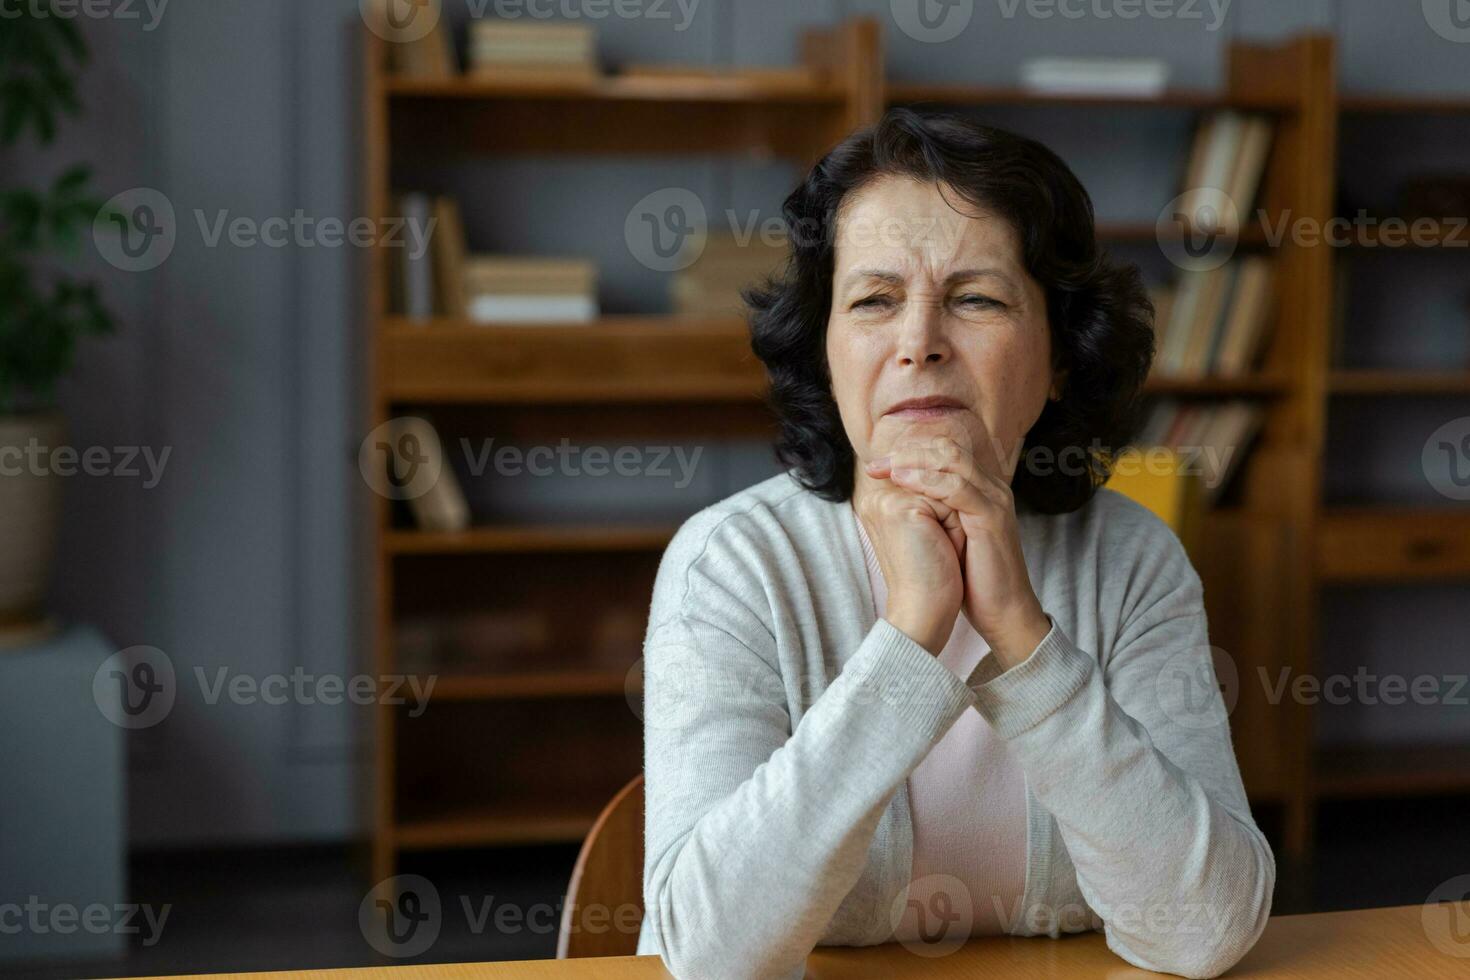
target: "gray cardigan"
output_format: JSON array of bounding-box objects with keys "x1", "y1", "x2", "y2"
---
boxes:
[{"x1": 635, "y1": 470, "x2": 1274, "y2": 980}]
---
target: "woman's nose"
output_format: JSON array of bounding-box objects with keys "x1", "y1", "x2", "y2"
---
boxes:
[{"x1": 895, "y1": 301, "x2": 951, "y2": 366}]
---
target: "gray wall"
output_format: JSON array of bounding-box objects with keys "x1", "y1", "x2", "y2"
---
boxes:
[{"x1": 30, "y1": 0, "x2": 1470, "y2": 846}]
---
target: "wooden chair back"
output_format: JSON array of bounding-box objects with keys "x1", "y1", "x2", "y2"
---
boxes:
[{"x1": 556, "y1": 774, "x2": 645, "y2": 959}]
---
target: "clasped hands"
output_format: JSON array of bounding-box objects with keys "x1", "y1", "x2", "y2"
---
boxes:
[{"x1": 856, "y1": 433, "x2": 1051, "y2": 671}]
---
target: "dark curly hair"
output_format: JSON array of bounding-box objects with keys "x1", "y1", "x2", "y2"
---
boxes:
[{"x1": 744, "y1": 106, "x2": 1155, "y2": 514}]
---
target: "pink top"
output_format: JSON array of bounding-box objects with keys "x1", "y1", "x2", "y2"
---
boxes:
[{"x1": 853, "y1": 507, "x2": 1029, "y2": 942}]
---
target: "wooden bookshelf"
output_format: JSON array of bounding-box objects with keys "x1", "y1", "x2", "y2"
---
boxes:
[
  {"x1": 361, "y1": 23, "x2": 1380, "y2": 880},
  {"x1": 1305, "y1": 85, "x2": 1470, "y2": 851},
  {"x1": 363, "y1": 17, "x2": 884, "y2": 882}
]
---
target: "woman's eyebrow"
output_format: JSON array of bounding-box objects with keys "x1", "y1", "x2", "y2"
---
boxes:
[
  {"x1": 841, "y1": 269, "x2": 906, "y2": 290},
  {"x1": 946, "y1": 266, "x2": 1015, "y2": 288},
  {"x1": 840, "y1": 266, "x2": 1017, "y2": 290}
]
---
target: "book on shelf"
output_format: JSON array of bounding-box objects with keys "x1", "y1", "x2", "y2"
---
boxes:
[
  {"x1": 464, "y1": 255, "x2": 599, "y2": 325},
  {"x1": 1135, "y1": 400, "x2": 1265, "y2": 504},
  {"x1": 395, "y1": 192, "x2": 437, "y2": 320},
  {"x1": 670, "y1": 232, "x2": 789, "y2": 319},
  {"x1": 1177, "y1": 111, "x2": 1273, "y2": 235},
  {"x1": 1018, "y1": 56, "x2": 1169, "y2": 97},
  {"x1": 1151, "y1": 255, "x2": 1276, "y2": 378},
  {"x1": 367, "y1": 0, "x2": 457, "y2": 78},
  {"x1": 432, "y1": 197, "x2": 469, "y2": 319},
  {"x1": 391, "y1": 193, "x2": 471, "y2": 320},
  {"x1": 388, "y1": 418, "x2": 470, "y2": 533},
  {"x1": 467, "y1": 20, "x2": 599, "y2": 80}
]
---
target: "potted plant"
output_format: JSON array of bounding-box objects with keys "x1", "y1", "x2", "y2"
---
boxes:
[{"x1": 1, "y1": 7, "x2": 115, "y2": 633}]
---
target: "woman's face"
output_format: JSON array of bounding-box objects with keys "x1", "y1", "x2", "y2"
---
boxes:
[{"x1": 825, "y1": 175, "x2": 1060, "y2": 481}]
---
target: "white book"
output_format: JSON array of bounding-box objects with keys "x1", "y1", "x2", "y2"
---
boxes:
[
  {"x1": 1019, "y1": 57, "x2": 1169, "y2": 96},
  {"x1": 468, "y1": 294, "x2": 598, "y2": 324}
]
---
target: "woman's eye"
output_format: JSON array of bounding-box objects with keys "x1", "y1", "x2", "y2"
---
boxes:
[
  {"x1": 958, "y1": 294, "x2": 1003, "y2": 309},
  {"x1": 852, "y1": 296, "x2": 893, "y2": 310}
]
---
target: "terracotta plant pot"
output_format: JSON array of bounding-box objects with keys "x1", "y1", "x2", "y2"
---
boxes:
[{"x1": 0, "y1": 412, "x2": 66, "y2": 628}]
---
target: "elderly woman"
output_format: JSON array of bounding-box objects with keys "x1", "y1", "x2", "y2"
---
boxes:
[{"x1": 634, "y1": 107, "x2": 1274, "y2": 980}]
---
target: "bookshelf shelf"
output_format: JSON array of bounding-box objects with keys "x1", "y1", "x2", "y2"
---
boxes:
[
  {"x1": 384, "y1": 72, "x2": 845, "y2": 104},
  {"x1": 1332, "y1": 219, "x2": 1470, "y2": 250},
  {"x1": 1339, "y1": 93, "x2": 1470, "y2": 116},
  {"x1": 886, "y1": 83, "x2": 1296, "y2": 112},
  {"x1": 393, "y1": 798, "x2": 605, "y2": 849},
  {"x1": 1317, "y1": 742, "x2": 1470, "y2": 798},
  {"x1": 384, "y1": 524, "x2": 676, "y2": 555},
  {"x1": 380, "y1": 316, "x2": 764, "y2": 404},
  {"x1": 1329, "y1": 371, "x2": 1470, "y2": 395},
  {"x1": 1143, "y1": 373, "x2": 1291, "y2": 396},
  {"x1": 1099, "y1": 222, "x2": 1273, "y2": 247},
  {"x1": 1318, "y1": 508, "x2": 1470, "y2": 582},
  {"x1": 430, "y1": 670, "x2": 635, "y2": 701}
]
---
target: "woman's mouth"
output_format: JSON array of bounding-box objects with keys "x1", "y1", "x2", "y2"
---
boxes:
[{"x1": 883, "y1": 395, "x2": 966, "y2": 420}]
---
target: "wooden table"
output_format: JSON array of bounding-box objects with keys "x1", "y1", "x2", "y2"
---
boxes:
[{"x1": 139, "y1": 902, "x2": 1470, "y2": 979}]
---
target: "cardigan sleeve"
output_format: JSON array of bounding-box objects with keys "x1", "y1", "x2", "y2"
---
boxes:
[
  {"x1": 965, "y1": 521, "x2": 1275, "y2": 979},
  {"x1": 640, "y1": 520, "x2": 974, "y2": 980}
]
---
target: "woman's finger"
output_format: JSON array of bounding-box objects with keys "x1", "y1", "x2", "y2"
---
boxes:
[
  {"x1": 884, "y1": 464, "x2": 995, "y2": 518},
  {"x1": 866, "y1": 435, "x2": 998, "y2": 489}
]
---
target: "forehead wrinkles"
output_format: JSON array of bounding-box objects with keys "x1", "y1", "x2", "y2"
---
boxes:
[{"x1": 833, "y1": 187, "x2": 1018, "y2": 283}]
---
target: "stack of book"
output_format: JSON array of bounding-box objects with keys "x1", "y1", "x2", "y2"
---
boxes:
[
  {"x1": 1151, "y1": 256, "x2": 1276, "y2": 377},
  {"x1": 464, "y1": 256, "x2": 599, "y2": 324},
  {"x1": 1018, "y1": 56, "x2": 1170, "y2": 97},
  {"x1": 391, "y1": 193, "x2": 468, "y2": 320},
  {"x1": 670, "y1": 233, "x2": 789, "y2": 318},
  {"x1": 467, "y1": 20, "x2": 599, "y2": 82},
  {"x1": 1177, "y1": 111, "x2": 1274, "y2": 235},
  {"x1": 1134, "y1": 400, "x2": 1266, "y2": 504}
]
